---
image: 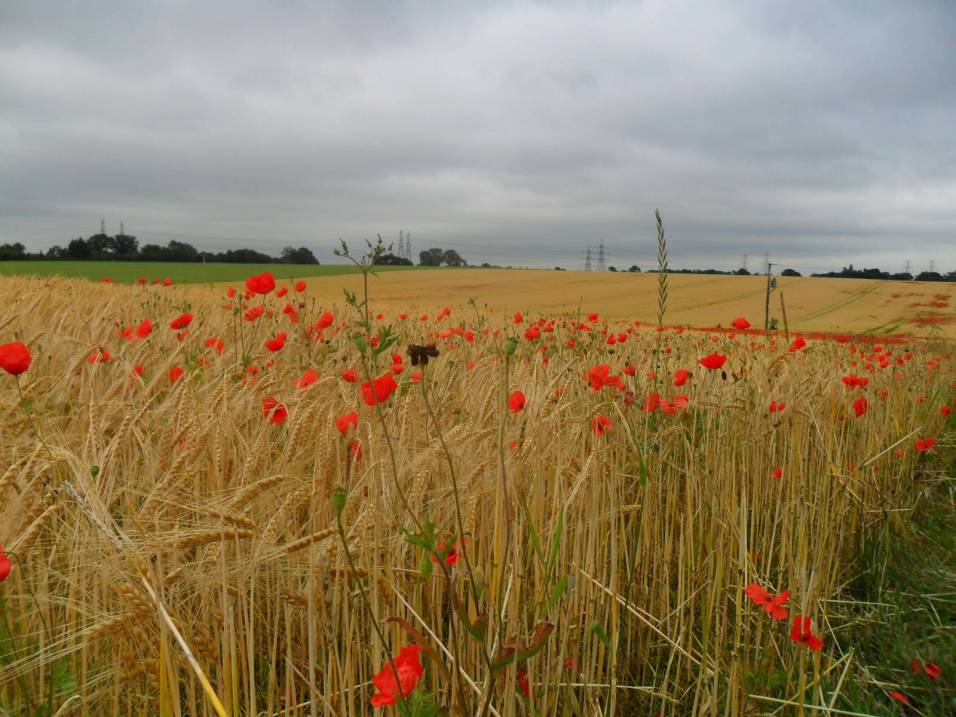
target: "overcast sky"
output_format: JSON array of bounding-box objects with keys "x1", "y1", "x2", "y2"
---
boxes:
[{"x1": 2, "y1": 1, "x2": 954, "y2": 273}]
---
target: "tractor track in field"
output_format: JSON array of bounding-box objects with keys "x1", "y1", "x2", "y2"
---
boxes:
[
  {"x1": 670, "y1": 287, "x2": 766, "y2": 312},
  {"x1": 792, "y1": 281, "x2": 882, "y2": 323}
]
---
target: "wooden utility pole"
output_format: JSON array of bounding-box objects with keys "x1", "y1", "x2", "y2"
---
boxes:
[{"x1": 764, "y1": 257, "x2": 775, "y2": 331}]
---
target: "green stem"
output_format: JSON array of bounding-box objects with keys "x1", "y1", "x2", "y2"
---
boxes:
[
  {"x1": 15, "y1": 377, "x2": 54, "y2": 458},
  {"x1": 333, "y1": 513, "x2": 409, "y2": 709}
]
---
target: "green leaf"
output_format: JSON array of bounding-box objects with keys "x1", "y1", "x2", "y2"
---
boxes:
[
  {"x1": 546, "y1": 575, "x2": 568, "y2": 611},
  {"x1": 331, "y1": 488, "x2": 347, "y2": 516},
  {"x1": 420, "y1": 551, "x2": 433, "y2": 578},
  {"x1": 546, "y1": 507, "x2": 564, "y2": 576},
  {"x1": 398, "y1": 690, "x2": 444, "y2": 717},
  {"x1": 591, "y1": 622, "x2": 611, "y2": 650},
  {"x1": 491, "y1": 655, "x2": 516, "y2": 677}
]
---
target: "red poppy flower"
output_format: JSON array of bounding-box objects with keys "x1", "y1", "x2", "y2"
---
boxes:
[
  {"x1": 508, "y1": 390, "x2": 526, "y2": 413},
  {"x1": 245, "y1": 272, "x2": 276, "y2": 295},
  {"x1": 0, "y1": 544, "x2": 10, "y2": 582},
  {"x1": 335, "y1": 411, "x2": 358, "y2": 435},
  {"x1": 842, "y1": 374, "x2": 869, "y2": 389},
  {"x1": 162, "y1": 278, "x2": 172, "y2": 286},
  {"x1": 744, "y1": 583, "x2": 789, "y2": 621},
  {"x1": 316, "y1": 311, "x2": 334, "y2": 330},
  {"x1": 369, "y1": 645, "x2": 423, "y2": 707},
  {"x1": 293, "y1": 280, "x2": 306, "y2": 292},
  {"x1": 204, "y1": 337, "x2": 225, "y2": 354},
  {"x1": 296, "y1": 368, "x2": 320, "y2": 389},
  {"x1": 699, "y1": 353, "x2": 727, "y2": 370},
  {"x1": 516, "y1": 667, "x2": 530, "y2": 698},
  {"x1": 853, "y1": 397, "x2": 868, "y2": 418},
  {"x1": 244, "y1": 305, "x2": 265, "y2": 322},
  {"x1": 744, "y1": 582, "x2": 769, "y2": 603},
  {"x1": 88, "y1": 347, "x2": 112, "y2": 364},
  {"x1": 924, "y1": 662, "x2": 942, "y2": 680},
  {"x1": 587, "y1": 364, "x2": 621, "y2": 391},
  {"x1": 888, "y1": 691, "x2": 909, "y2": 706},
  {"x1": 673, "y1": 368, "x2": 690, "y2": 387},
  {"x1": 731, "y1": 317, "x2": 751, "y2": 330},
  {"x1": 0, "y1": 342, "x2": 32, "y2": 375},
  {"x1": 132, "y1": 364, "x2": 144, "y2": 378},
  {"x1": 588, "y1": 313, "x2": 600, "y2": 322},
  {"x1": 169, "y1": 313, "x2": 193, "y2": 330},
  {"x1": 262, "y1": 397, "x2": 288, "y2": 424},
  {"x1": 915, "y1": 437, "x2": 936, "y2": 453},
  {"x1": 772, "y1": 467, "x2": 783, "y2": 480},
  {"x1": 592, "y1": 414, "x2": 612, "y2": 436},
  {"x1": 136, "y1": 277, "x2": 146, "y2": 285},
  {"x1": 226, "y1": 286, "x2": 236, "y2": 298},
  {"x1": 513, "y1": 312, "x2": 523, "y2": 324},
  {"x1": 432, "y1": 539, "x2": 464, "y2": 566},
  {"x1": 789, "y1": 615, "x2": 824, "y2": 651},
  {"x1": 168, "y1": 366, "x2": 184, "y2": 384},
  {"x1": 769, "y1": 400, "x2": 785, "y2": 413},
  {"x1": 266, "y1": 335, "x2": 286, "y2": 352},
  {"x1": 342, "y1": 368, "x2": 359, "y2": 383},
  {"x1": 361, "y1": 373, "x2": 398, "y2": 406},
  {"x1": 789, "y1": 336, "x2": 806, "y2": 352},
  {"x1": 134, "y1": 318, "x2": 153, "y2": 339}
]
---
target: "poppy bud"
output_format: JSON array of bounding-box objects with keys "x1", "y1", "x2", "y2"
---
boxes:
[
  {"x1": 503, "y1": 339, "x2": 518, "y2": 356},
  {"x1": 332, "y1": 488, "x2": 347, "y2": 516}
]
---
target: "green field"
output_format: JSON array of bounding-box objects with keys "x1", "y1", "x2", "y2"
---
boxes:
[{"x1": 0, "y1": 261, "x2": 419, "y2": 284}]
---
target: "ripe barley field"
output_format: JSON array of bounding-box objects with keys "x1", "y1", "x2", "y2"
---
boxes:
[{"x1": 0, "y1": 269, "x2": 953, "y2": 716}]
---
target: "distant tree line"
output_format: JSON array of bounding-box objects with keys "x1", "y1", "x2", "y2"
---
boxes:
[
  {"x1": 643, "y1": 267, "x2": 803, "y2": 277},
  {"x1": 810, "y1": 264, "x2": 955, "y2": 282},
  {"x1": 0, "y1": 233, "x2": 319, "y2": 264},
  {"x1": 417, "y1": 248, "x2": 467, "y2": 267},
  {"x1": 4, "y1": 235, "x2": 953, "y2": 280}
]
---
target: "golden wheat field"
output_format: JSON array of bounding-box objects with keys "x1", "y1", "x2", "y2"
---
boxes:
[
  {"x1": 0, "y1": 268, "x2": 953, "y2": 716},
  {"x1": 257, "y1": 270, "x2": 956, "y2": 339}
]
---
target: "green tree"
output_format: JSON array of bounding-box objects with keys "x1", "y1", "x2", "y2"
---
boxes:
[
  {"x1": 112, "y1": 233, "x2": 139, "y2": 257},
  {"x1": 419, "y1": 248, "x2": 444, "y2": 266},
  {"x1": 442, "y1": 249, "x2": 466, "y2": 267},
  {"x1": 0, "y1": 242, "x2": 26, "y2": 260},
  {"x1": 280, "y1": 246, "x2": 319, "y2": 264},
  {"x1": 164, "y1": 240, "x2": 199, "y2": 262},
  {"x1": 67, "y1": 237, "x2": 91, "y2": 259},
  {"x1": 86, "y1": 233, "x2": 113, "y2": 257}
]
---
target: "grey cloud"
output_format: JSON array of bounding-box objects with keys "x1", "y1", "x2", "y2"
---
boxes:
[{"x1": 1, "y1": 0, "x2": 954, "y2": 274}]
